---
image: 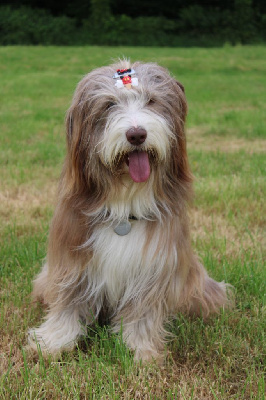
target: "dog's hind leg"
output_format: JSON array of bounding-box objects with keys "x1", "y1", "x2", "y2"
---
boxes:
[
  {"x1": 31, "y1": 262, "x2": 49, "y2": 304},
  {"x1": 179, "y1": 260, "x2": 232, "y2": 318},
  {"x1": 188, "y1": 275, "x2": 232, "y2": 318}
]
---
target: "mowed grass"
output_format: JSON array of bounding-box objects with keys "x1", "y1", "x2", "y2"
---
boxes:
[{"x1": 0, "y1": 45, "x2": 265, "y2": 399}]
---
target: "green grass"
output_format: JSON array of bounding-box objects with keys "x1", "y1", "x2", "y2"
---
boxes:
[{"x1": 0, "y1": 45, "x2": 265, "y2": 399}]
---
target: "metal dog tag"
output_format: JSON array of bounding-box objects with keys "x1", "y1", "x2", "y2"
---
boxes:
[{"x1": 114, "y1": 220, "x2": 132, "y2": 236}]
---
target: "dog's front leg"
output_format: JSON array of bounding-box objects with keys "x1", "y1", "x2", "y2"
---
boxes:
[
  {"x1": 112, "y1": 306, "x2": 166, "y2": 363},
  {"x1": 28, "y1": 305, "x2": 86, "y2": 355}
]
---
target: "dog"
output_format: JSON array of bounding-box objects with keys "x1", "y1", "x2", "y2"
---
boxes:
[{"x1": 29, "y1": 60, "x2": 230, "y2": 362}]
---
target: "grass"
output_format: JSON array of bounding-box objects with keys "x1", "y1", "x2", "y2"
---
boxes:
[{"x1": 0, "y1": 45, "x2": 265, "y2": 399}]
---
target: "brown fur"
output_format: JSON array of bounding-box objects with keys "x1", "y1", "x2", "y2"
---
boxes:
[{"x1": 29, "y1": 61, "x2": 231, "y2": 362}]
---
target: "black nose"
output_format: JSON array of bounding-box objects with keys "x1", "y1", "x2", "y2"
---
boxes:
[{"x1": 126, "y1": 127, "x2": 147, "y2": 146}]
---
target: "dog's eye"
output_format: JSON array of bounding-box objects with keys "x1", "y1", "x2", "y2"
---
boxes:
[
  {"x1": 106, "y1": 102, "x2": 116, "y2": 110},
  {"x1": 147, "y1": 99, "x2": 155, "y2": 106}
]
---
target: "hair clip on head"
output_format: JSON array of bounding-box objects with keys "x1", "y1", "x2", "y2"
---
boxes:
[{"x1": 113, "y1": 68, "x2": 138, "y2": 89}]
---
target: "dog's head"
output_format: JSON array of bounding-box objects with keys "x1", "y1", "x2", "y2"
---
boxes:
[{"x1": 63, "y1": 60, "x2": 192, "y2": 211}]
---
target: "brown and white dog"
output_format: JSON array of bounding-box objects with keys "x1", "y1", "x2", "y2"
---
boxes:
[{"x1": 29, "y1": 60, "x2": 230, "y2": 362}]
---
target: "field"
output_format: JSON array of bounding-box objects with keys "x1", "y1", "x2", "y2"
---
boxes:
[{"x1": 0, "y1": 46, "x2": 265, "y2": 399}]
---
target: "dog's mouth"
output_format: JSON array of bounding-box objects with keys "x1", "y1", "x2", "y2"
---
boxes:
[
  {"x1": 111, "y1": 149, "x2": 158, "y2": 183},
  {"x1": 125, "y1": 150, "x2": 151, "y2": 183}
]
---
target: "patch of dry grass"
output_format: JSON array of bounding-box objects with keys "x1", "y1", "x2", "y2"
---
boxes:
[
  {"x1": 0, "y1": 182, "x2": 56, "y2": 234},
  {"x1": 190, "y1": 208, "x2": 264, "y2": 258},
  {"x1": 187, "y1": 129, "x2": 266, "y2": 154}
]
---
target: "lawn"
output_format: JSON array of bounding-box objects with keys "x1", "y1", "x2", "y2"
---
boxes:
[{"x1": 0, "y1": 45, "x2": 265, "y2": 399}]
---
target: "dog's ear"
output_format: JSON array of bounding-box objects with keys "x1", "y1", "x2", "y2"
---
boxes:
[
  {"x1": 176, "y1": 80, "x2": 185, "y2": 94},
  {"x1": 63, "y1": 98, "x2": 89, "y2": 195},
  {"x1": 65, "y1": 106, "x2": 80, "y2": 144},
  {"x1": 173, "y1": 79, "x2": 187, "y2": 123},
  {"x1": 66, "y1": 110, "x2": 73, "y2": 142},
  {"x1": 169, "y1": 79, "x2": 193, "y2": 194}
]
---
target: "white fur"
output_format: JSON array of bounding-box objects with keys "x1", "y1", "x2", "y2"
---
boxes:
[
  {"x1": 28, "y1": 307, "x2": 87, "y2": 352},
  {"x1": 89, "y1": 221, "x2": 178, "y2": 310}
]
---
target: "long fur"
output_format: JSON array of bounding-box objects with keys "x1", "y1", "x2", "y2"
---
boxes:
[{"x1": 29, "y1": 60, "x2": 231, "y2": 362}]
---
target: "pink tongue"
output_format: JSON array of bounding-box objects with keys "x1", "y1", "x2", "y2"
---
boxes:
[{"x1": 128, "y1": 151, "x2": 150, "y2": 183}]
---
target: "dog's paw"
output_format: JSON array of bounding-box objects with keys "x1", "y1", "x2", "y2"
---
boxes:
[
  {"x1": 133, "y1": 347, "x2": 165, "y2": 365},
  {"x1": 27, "y1": 324, "x2": 77, "y2": 356}
]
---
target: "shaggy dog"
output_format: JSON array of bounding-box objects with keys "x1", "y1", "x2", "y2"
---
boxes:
[{"x1": 29, "y1": 60, "x2": 230, "y2": 362}]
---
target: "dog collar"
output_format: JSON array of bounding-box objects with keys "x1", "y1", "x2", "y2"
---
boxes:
[{"x1": 113, "y1": 68, "x2": 138, "y2": 89}]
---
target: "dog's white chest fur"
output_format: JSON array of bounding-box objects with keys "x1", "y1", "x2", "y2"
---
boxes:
[
  {"x1": 91, "y1": 220, "x2": 160, "y2": 309},
  {"x1": 87, "y1": 175, "x2": 170, "y2": 309}
]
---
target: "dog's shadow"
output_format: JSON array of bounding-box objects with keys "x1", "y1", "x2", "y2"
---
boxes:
[{"x1": 75, "y1": 313, "x2": 136, "y2": 368}]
